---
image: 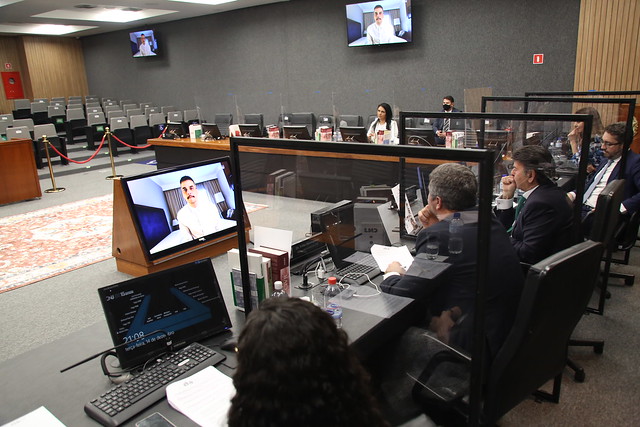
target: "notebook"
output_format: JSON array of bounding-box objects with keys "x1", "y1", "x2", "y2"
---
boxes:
[{"x1": 98, "y1": 259, "x2": 232, "y2": 369}]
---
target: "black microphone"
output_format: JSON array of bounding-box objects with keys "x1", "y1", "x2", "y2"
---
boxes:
[{"x1": 60, "y1": 329, "x2": 172, "y2": 373}]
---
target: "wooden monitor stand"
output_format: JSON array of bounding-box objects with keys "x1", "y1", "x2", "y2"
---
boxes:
[{"x1": 112, "y1": 179, "x2": 247, "y2": 277}]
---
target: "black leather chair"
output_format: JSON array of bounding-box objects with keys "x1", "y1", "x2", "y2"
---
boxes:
[
  {"x1": 567, "y1": 179, "x2": 624, "y2": 382},
  {"x1": 609, "y1": 210, "x2": 639, "y2": 286},
  {"x1": 411, "y1": 240, "x2": 604, "y2": 425}
]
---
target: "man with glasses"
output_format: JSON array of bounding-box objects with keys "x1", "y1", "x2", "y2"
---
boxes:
[
  {"x1": 570, "y1": 122, "x2": 640, "y2": 217},
  {"x1": 496, "y1": 145, "x2": 574, "y2": 264}
]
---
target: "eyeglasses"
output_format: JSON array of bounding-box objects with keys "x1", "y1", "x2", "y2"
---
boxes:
[{"x1": 601, "y1": 141, "x2": 622, "y2": 147}]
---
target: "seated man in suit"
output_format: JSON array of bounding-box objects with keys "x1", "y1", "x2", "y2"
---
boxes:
[
  {"x1": 432, "y1": 96, "x2": 462, "y2": 145},
  {"x1": 382, "y1": 163, "x2": 524, "y2": 358},
  {"x1": 495, "y1": 145, "x2": 574, "y2": 264},
  {"x1": 570, "y1": 122, "x2": 640, "y2": 216}
]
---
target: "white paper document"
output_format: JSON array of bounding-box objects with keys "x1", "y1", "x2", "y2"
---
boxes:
[
  {"x1": 370, "y1": 244, "x2": 414, "y2": 271},
  {"x1": 166, "y1": 366, "x2": 235, "y2": 427},
  {"x1": 2, "y1": 406, "x2": 66, "y2": 427}
]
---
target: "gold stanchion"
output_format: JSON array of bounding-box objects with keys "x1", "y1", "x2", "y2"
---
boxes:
[
  {"x1": 42, "y1": 135, "x2": 65, "y2": 193},
  {"x1": 105, "y1": 126, "x2": 124, "y2": 180}
]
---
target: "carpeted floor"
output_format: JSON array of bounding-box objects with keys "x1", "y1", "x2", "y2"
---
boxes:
[{"x1": 0, "y1": 194, "x2": 113, "y2": 293}]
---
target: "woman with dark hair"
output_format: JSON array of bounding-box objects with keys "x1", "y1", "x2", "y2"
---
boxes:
[
  {"x1": 367, "y1": 102, "x2": 399, "y2": 144},
  {"x1": 228, "y1": 298, "x2": 389, "y2": 427},
  {"x1": 569, "y1": 106, "x2": 605, "y2": 173}
]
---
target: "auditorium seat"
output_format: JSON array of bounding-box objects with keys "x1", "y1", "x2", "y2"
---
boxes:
[
  {"x1": 47, "y1": 105, "x2": 66, "y2": 135},
  {"x1": 130, "y1": 115, "x2": 152, "y2": 149},
  {"x1": 86, "y1": 112, "x2": 107, "y2": 150},
  {"x1": 65, "y1": 108, "x2": 87, "y2": 144},
  {"x1": 31, "y1": 102, "x2": 50, "y2": 125},
  {"x1": 33, "y1": 123, "x2": 69, "y2": 168},
  {"x1": 12, "y1": 99, "x2": 31, "y2": 119},
  {"x1": 149, "y1": 113, "x2": 166, "y2": 137}
]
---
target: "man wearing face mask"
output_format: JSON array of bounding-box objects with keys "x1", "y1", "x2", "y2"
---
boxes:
[{"x1": 433, "y1": 96, "x2": 461, "y2": 146}]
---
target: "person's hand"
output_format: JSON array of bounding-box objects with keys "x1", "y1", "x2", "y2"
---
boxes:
[
  {"x1": 428, "y1": 307, "x2": 461, "y2": 344},
  {"x1": 436, "y1": 130, "x2": 444, "y2": 138},
  {"x1": 385, "y1": 261, "x2": 405, "y2": 275},
  {"x1": 418, "y1": 204, "x2": 439, "y2": 228},
  {"x1": 500, "y1": 175, "x2": 517, "y2": 199},
  {"x1": 567, "y1": 191, "x2": 576, "y2": 202},
  {"x1": 587, "y1": 163, "x2": 596, "y2": 174}
]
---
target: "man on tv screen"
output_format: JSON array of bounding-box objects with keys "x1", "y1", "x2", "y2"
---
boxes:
[
  {"x1": 177, "y1": 176, "x2": 232, "y2": 241},
  {"x1": 137, "y1": 33, "x2": 155, "y2": 56},
  {"x1": 366, "y1": 5, "x2": 396, "y2": 44}
]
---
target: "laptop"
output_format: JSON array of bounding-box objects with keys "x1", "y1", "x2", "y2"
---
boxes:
[
  {"x1": 325, "y1": 232, "x2": 382, "y2": 286},
  {"x1": 98, "y1": 258, "x2": 232, "y2": 369}
]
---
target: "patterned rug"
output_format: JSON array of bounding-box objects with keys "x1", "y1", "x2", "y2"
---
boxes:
[{"x1": 0, "y1": 196, "x2": 268, "y2": 293}]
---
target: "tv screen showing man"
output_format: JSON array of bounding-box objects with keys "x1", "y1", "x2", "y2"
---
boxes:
[
  {"x1": 346, "y1": 1, "x2": 412, "y2": 46},
  {"x1": 130, "y1": 30, "x2": 157, "y2": 57}
]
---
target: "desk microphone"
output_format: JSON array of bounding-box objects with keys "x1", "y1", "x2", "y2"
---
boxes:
[{"x1": 59, "y1": 329, "x2": 172, "y2": 374}]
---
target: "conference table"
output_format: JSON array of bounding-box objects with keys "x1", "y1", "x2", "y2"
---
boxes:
[{"x1": 0, "y1": 192, "x2": 423, "y2": 426}]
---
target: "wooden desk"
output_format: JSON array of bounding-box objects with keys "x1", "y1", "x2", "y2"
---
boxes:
[{"x1": 0, "y1": 138, "x2": 41, "y2": 204}]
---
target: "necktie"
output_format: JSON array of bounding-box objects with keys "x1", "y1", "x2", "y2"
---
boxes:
[
  {"x1": 583, "y1": 159, "x2": 612, "y2": 203},
  {"x1": 507, "y1": 195, "x2": 526, "y2": 234},
  {"x1": 443, "y1": 118, "x2": 450, "y2": 132}
]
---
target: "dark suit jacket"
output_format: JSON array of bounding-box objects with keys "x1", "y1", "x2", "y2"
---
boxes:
[
  {"x1": 433, "y1": 107, "x2": 462, "y2": 145},
  {"x1": 583, "y1": 150, "x2": 640, "y2": 213},
  {"x1": 380, "y1": 210, "x2": 524, "y2": 357},
  {"x1": 496, "y1": 184, "x2": 574, "y2": 265}
]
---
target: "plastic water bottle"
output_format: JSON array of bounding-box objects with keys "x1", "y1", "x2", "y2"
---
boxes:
[
  {"x1": 448, "y1": 212, "x2": 464, "y2": 255},
  {"x1": 271, "y1": 281, "x2": 287, "y2": 299},
  {"x1": 324, "y1": 276, "x2": 343, "y2": 328}
]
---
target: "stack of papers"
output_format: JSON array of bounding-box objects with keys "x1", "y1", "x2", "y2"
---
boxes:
[{"x1": 166, "y1": 366, "x2": 236, "y2": 427}]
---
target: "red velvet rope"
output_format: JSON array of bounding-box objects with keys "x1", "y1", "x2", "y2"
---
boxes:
[
  {"x1": 46, "y1": 134, "x2": 106, "y2": 164},
  {"x1": 109, "y1": 133, "x2": 151, "y2": 149}
]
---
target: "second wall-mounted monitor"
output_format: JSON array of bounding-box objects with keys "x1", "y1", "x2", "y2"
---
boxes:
[
  {"x1": 130, "y1": 29, "x2": 159, "y2": 57},
  {"x1": 346, "y1": 0, "x2": 412, "y2": 47}
]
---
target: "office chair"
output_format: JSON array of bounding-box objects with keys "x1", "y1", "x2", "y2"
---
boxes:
[
  {"x1": 33, "y1": 123, "x2": 69, "y2": 169},
  {"x1": 567, "y1": 179, "x2": 624, "y2": 382},
  {"x1": 65, "y1": 108, "x2": 87, "y2": 145},
  {"x1": 13, "y1": 118, "x2": 35, "y2": 140},
  {"x1": 608, "y1": 210, "x2": 639, "y2": 286},
  {"x1": 0, "y1": 114, "x2": 14, "y2": 137},
  {"x1": 130, "y1": 115, "x2": 152, "y2": 148},
  {"x1": 289, "y1": 112, "x2": 316, "y2": 136},
  {"x1": 110, "y1": 116, "x2": 134, "y2": 155},
  {"x1": 149, "y1": 113, "x2": 167, "y2": 138},
  {"x1": 214, "y1": 113, "x2": 233, "y2": 137},
  {"x1": 411, "y1": 240, "x2": 603, "y2": 425},
  {"x1": 184, "y1": 109, "x2": 200, "y2": 125},
  {"x1": 12, "y1": 99, "x2": 31, "y2": 120},
  {"x1": 161, "y1": 106, "x2": 176, "y2": 115},
  {"x1": 85, "y1": 112, "x2": 107, "y2": 150},
  {"x1": 31, "y1": 102, "x2": 50, "y2": 125},
  {"x1": 317, "y1": 114, "x2": 335, "y2": 131},
  {"x1": 338, "y1": 114, "x2": 362, "y2": 127},
  {"x1": 244, "y1": 113, "x2": 264, "y2": 134}
]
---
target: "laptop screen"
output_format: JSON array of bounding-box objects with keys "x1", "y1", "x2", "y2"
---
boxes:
[{"x1": 98, "y1": 259, "x2": 231, "y2": 369}]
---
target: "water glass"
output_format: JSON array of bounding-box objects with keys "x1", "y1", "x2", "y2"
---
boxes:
[{"x1": 425, "y1": 233, "x2": 439, "y2": 260}]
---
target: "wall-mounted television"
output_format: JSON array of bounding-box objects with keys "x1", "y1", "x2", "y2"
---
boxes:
[
  {"x1": 120, "y1": 157, "x2": 238, "y2": 261},
  {"x1": 130, "y1": 29, "x2": 158, "y2": 57},
  {"x1": 346, "y1": 0, "x2": 412, "y2": 46}
]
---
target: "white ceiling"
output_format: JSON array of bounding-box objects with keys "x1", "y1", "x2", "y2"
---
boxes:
[{"x1": 0, "y1": 0, "x2": 288, "y2": 37}]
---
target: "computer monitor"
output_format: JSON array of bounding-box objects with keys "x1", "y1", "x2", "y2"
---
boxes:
[
  {"x1": 201, "y1": 123, "x2": 222, "y2": 140},
  {"x1": 238, "y1": 124, "x2": 263, "y2": 137},
  {"x1": 283, "y1": 125, "x2": 312, "y2": 140},
  {"x1": 404, "y1": 128, "x2": 435, "y2": 146},
  {"x1": 340, "y1": 126, "x2": 368, "y2": 143}
]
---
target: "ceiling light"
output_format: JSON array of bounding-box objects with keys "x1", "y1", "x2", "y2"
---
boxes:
[
  {"x1": 169, "y1": 0, "x2": 238, "y2": 5},
  {"x1": 33, "y1": 7, "x2": 176, "y2": 23},
  {"x1": 0, "y1": 23, "x2": 97, "y2": 35},
  {"x1": 0, "y1": 0, "x2": 23, "y2": 7}
]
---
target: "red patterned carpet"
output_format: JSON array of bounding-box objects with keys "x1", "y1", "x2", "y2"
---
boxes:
[
  {"x1": 0, "y1": 196, "x2": 268, "y2": 293},
  {"x1": 0, "y1": 195, "x2": 114, "y2": 293}
]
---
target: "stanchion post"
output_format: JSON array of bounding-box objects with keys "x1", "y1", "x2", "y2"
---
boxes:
[
  {"x1": 42, "y1": 135, "x2": 65, "y2": 193},
  {"x1": 105, "y1": 126, "x2": 124, "y2": 180}
]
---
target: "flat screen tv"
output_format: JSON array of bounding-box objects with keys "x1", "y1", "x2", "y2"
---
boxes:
[
  {"x1": 120, "y1": 157, "x2": 238, "y2": 261},
  {"x1": 346, "y1": 0, "x2": 412, "y2": 46},
  {"x1": 130, "y1": 29, "x2": 158, "y2": 57}
]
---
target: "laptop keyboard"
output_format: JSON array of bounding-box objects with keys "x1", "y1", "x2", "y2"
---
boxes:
[{"x1": 84, "y1": 342, "x2": 225, "y2": 426}]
